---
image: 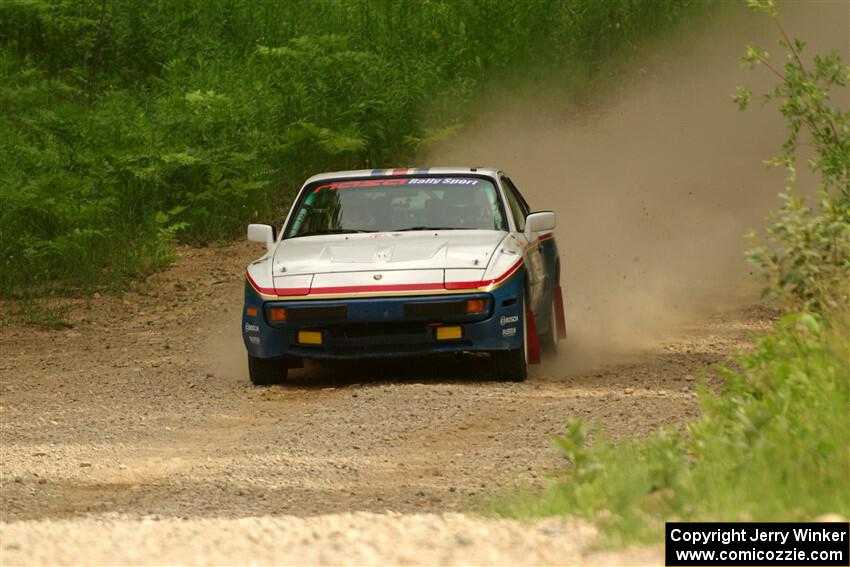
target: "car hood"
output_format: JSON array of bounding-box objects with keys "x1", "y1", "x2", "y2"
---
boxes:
[{"x1": 271, "y1": 230, "x2": 505, "y2": 276}]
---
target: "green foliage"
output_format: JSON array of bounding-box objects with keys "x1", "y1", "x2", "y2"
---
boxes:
[
  {"x1": 494, "y1": 311, "x2": 850, "y2": 545},
  {"x1": 735, "y1": 5, "x2": 850, "y2": 312},
  {"x1": 0, "y1": 0, "x2": 702, "y2": 297},
  {"x1": 746, "y1": 193, "x2": 849, "y2": 312}
]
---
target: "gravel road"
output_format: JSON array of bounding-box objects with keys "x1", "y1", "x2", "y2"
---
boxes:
[
  {"x1": 0, "y1": 242, "x2": 771, "y2": 565},
  {"x1": 0, "y1": 513, "x2": 666, "y2": 566}
]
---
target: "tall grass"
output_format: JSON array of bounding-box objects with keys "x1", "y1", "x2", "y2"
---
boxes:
[
  {"x1": 493, "y1": 310, "x2": 850, "y2": 545},
  {"x1": 0, "y1": 0, "x2": 704, "y2": 296}
]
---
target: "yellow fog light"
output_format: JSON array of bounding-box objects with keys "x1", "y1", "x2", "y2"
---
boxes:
[
  {"x1": 298, "y1": 330, "x2": 323, "y2": 345},
  {"x1": 465, "y1": 298, "x2": 487, "y2": 314},
  {"x1": 436, "y1": 326, "x2": 463, "y2": 340}
]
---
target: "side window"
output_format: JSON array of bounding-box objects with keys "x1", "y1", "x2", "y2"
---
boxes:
[{"x1": 501, "y1": 176, "x2": 529, "y2": 231}]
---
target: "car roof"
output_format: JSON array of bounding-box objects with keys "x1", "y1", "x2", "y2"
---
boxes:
[{"x1": 303, "y1": 167, "x2": 502, "y2": 184}]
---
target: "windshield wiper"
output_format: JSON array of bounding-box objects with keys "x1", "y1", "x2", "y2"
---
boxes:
[
  {"x1": 393, "y1": 226, "x2": 472, "y2": 232},
  {"x1": 291, "y1": 229, "x2": 376, "y2": 238}
]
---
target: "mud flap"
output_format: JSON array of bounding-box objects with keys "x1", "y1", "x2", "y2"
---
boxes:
[
  {"x1": 526, "y1": 309, "x2": 541, "y2": 365},
  {"x1": 555, "y1": 285, "x2": 567, "y2": 340}
]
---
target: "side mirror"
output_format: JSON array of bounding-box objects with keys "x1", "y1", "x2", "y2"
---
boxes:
[
  {"x1": 525, "y1": 211, "x2": 556, "y2": 237},
  {"x1": 247, "y1": 224, "x2": 275, "y2": 251}
]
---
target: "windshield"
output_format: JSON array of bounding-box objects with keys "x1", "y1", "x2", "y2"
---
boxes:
[{"x1": 284, "y1": 177, "x2": 507, "y2": 238}]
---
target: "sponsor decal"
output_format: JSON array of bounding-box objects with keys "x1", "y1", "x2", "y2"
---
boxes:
[
  {"x1": 315, "y1": 178, "x2": 407, "y2": 191},
  {"x1": 248, "y1": 336, "x2": 261, "y2": 344},
  {"x1": 406, "y1": 178, "x2": 480, "y2": 185},
  {"x1": 315, "y1": 177, "x2": 480, "y2": 191},
  {"x1": 502, "y1": 327, "x2": 517, "y2": 337},
  {"x1": 500, "y1": 315, "x2": 519, "y2": 326},
  {"x1": 244, "y1": 323, "x2": 260, "y2": 333}
]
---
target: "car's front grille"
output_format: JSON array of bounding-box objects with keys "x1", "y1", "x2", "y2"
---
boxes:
[
  {"x1": 321, "y1": 341, "x2": 473, "y2": 356},
  {"x1": 327, "y1": 321, "x2": 427, "y2": 339},
  {"x1": 403, "y1": 300, "x2": 468, "y2": 318},
  {"x1": 286, "y1": 305, "x2": 348, "y2": 321}
]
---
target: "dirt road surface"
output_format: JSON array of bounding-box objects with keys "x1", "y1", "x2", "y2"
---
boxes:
[{"x1": 0, "y1": 241, "x2": 772, "y2": 565}]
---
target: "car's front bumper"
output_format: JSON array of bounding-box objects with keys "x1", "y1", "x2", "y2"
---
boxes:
[{"x1": 241, "y1": 273, "x2": 525, "y2": 360}]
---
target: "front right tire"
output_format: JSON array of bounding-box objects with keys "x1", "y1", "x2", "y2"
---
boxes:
[
  {"x1": 491, "y1": 345, "x2": 528, "y2": 382},
  {"x1": 248, "y1": 355, "x2": 288, "y2": 386}
]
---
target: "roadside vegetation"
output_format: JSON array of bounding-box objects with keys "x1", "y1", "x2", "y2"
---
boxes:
[
  {"x1": 495, "y1": 1, "x2": 850, "y2": 544},
  {"x1": 0, "y1": 0, "x2": 703, "y2": 300}
]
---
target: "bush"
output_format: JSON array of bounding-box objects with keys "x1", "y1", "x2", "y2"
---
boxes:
[
  {"x1": 735, "y1": 0, "x2": 850, "y2": 313},
  {"x1": 494, "y1": 310, "x2": 850, "y2": 544}
]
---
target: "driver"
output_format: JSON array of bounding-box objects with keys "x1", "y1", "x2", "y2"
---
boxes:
[{"x1": 441, "y1": 186, "x2": 495, "y2": 229}]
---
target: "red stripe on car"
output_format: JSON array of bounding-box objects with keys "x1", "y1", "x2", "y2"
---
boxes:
[
  {"x1": 248, "y1": 259, "x2": 525, "y2": 297},
  {"x1": 246, "y1": 272, "x2": 277, "y2": 295},
  {"x1": 446, "y1": 258, "x2": 523, "y2": 290},
  {"x1": 310, "y1": 282, "x2": 446, "y2": 294}
]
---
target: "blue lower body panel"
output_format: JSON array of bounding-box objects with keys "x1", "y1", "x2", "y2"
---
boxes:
[{"x1": 242, "y1": 272, "x2": 525, "y2": 360}]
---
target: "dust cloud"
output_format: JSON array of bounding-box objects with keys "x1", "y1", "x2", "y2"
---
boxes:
[{"x1": 426, "y1": 1, "x2": 849, "y2": 370}]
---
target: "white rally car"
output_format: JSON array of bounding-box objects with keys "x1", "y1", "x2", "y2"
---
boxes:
[{"x1": 242, "y1": 167, "x2": 566, "y2": 384}]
